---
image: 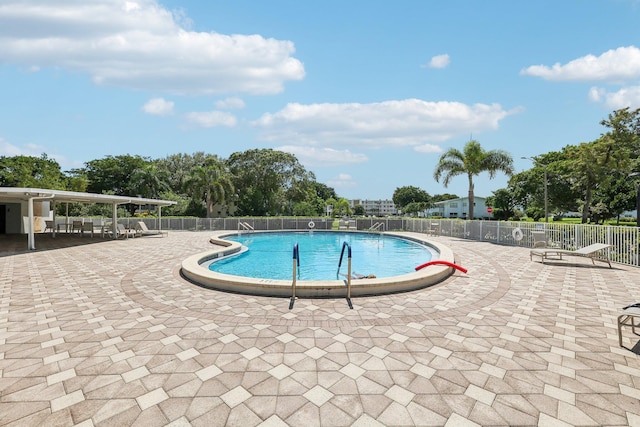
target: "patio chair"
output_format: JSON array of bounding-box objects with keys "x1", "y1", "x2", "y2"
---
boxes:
[
  {"x1": 530, "y1": 243, "x2": 613, "y2": 268},
  {"x1": 44, "y1": 220, "x2": 55, "y2": 233},
  {"x1": 81, "y1": 221, "x2": 95, "y2": 237},
  {"x1": 107, "y1": 223, "x2": 136, "y2": 239},
  {"x1": 135, "y1": 221, "x2": 167, "y2": 237},
  {"x1": 72, "y1": 220, "x2": 83, "y2": 234},
  {"x1": 618, "y1": 303, "x2": 640, "y2": 348},
  {"x1": 531, "y1": 231, "x2": 547, "y2": 248}
]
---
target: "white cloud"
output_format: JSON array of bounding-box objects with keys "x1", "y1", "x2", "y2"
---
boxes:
[
  {"x1": 414, "y1": 144, "x2": 443, "y2": 154},
  {"x1": 0, "y1": 138, "x2": 44, "y2": 157},
  {"x1": 142, "y1": 97, "x2": 174, "y2": 115},
  {"x1": 589, "y1": 85, "x2": 640, "y2": 109},
  {"x1": 426, "y1": 54, "x2": 450, "y2": 69},
  {"x1": 521, "y1": 46, "x2": 640, "y2": 82},
  {"x1": 0, "y1": 0, "x2": 304, "y2": 95},
  {"x1": 184, "y1": 110, "x2": 237, "y2": 128},
  {"x1": 0, "y1": 138, "x2": 80, "y2": 169},
  {"x1": 327, "y1": 173, "x2": 357, "y2": 190},
  {"x1": 253, "y1": 99, "x2": 515, "y2": 149},
  {"x1": 215, "y1": 97, "x2": 246, "y2": 110},
  {"x1": 277, "y1": 146, "x2": 368, "y2": 167}
]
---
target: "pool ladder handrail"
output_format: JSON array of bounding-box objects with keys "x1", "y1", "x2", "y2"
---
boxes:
[
  {"x1": 291, "y1": 243, "x2": 301, "y2": 300},
  {"x1": 368, "y1": 222, "x2": 385, "y2": 232},
  {"x1": 238, "y1": 222, "x2": 254, "y2": 232},
  {"x1": 337, "y1": 241, "x2": 353, "y2": 300}
]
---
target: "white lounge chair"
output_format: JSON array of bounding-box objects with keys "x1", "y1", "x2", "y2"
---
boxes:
[
  {"x1": 530, "y1": 243, "x2": 613, "y2": 268},
  {"x1": 135, "y1": 221, "x2": 167, "y2": 237},
  {"x1": 618, "y1": 303, "x2": 640, "y2": 348},
  {"x1": 107, "y1": 223, "x2": 136, "y2": 239}
]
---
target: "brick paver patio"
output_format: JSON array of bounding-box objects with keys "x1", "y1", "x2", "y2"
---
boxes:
[{"x1": 1, "y1": 231, "x2": 639, "y2": 426}]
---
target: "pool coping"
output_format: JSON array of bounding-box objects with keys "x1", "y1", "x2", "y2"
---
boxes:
[{"x1": 180, "y1": 230, "x2": 458, "y2": 298}]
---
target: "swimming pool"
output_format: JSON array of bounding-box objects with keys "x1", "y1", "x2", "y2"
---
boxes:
[
  {"x1": 207, "y1": 231, "x2": 436, "y2": 280},
  {"x1": 181, "y1": 231, "x2": 458, "y2": 298}
]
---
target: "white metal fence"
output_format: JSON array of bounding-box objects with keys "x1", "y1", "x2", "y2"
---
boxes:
[{"x1": 59, "y1": 217, "x2": 640, "y2": 267}]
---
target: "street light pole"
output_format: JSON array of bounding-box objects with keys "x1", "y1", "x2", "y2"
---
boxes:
[
  {"x1": 522, "y1": 157, "x2": 549, "y2": 223},
  {"x1": 543, "y1": 165, "x2": 548, "y2": 223}
]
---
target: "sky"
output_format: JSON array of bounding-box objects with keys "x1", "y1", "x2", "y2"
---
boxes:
[{"x1": 1, "y1": 1, "x2": 640, "y2": 200}]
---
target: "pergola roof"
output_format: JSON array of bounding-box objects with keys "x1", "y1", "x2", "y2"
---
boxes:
[
  {"x1": 0, "y1": 187, "x2": 176, "y2": 206},
  {"x1": 0, "y1": 187, "x2": 176, "y2": 250}
]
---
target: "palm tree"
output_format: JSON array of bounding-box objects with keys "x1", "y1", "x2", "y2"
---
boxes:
[
  {"x1": 433, "y1": 140, "x2": 514, "y2": 219},
  {"x1": 187, "y1": 156, "x2": 235, "y2": 218},
  {"x1": 131, "y1": 163, "x2": 170, "y2": 199}
]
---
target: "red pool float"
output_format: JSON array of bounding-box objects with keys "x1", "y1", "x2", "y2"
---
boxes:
[{"x1": 415, "y1": 260, "x2": 467, "y2": 274}]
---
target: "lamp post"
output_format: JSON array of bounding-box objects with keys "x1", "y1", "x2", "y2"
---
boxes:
[{"x1": 522, "y1": 157, "x2": 548, "y2": 223}]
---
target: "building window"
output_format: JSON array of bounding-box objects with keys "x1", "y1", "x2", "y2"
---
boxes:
[{"x1": 449, "y1": 202, "x2": 458, "y2": 208}]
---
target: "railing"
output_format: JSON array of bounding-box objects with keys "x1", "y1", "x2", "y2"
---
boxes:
[
  {"x1": 55, "y1": 216, "x2": 640, "y2": 267},
  {"x1": 337, "y1": 242, "x2": 353, "y2": 301},
  {"x1": 291, "y1": 243, "x2": 300, "y2": 305},
  {"x1": 368, "y1": 222, "x2": 385, "y2": 232},
  {"x1": 238, "y1": 222, "x2": 254, "y2": 232}
]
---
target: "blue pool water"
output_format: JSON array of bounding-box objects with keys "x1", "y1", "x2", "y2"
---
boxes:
[{"x1": 208, "y1": 231, "x2": 436, "y2": 280}]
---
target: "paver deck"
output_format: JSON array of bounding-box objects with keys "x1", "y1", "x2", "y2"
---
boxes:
[{"x1": 1, "y1": 231, "x2": 639, "y2": 426}]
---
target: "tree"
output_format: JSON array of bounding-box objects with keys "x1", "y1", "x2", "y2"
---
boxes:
[
  {"x1": 78, "y1": 154, "x2": 150, "y2": 197},
  {"x1": 130, "y1": 162, "x2": 170, "y2": 200},
  {"x1": 590, "y1": 169, "x2": 637, "y2": 224},
  {"x1": 0, "y1": 154, "x2": 66, "y2": 189},
  {"x1": 227, "y1": 149, "x2": 315, "y2": 216},
  {"x1": 187, "y1": 155, "x2": 235, "y2": 218},
  {"x1": 392, "y1": 186, "x2": 431, "y2": 210},
  {"x1": 312, "y1": 182, "x2": 337, "y2": 201},
  {"x1": 485, "y1": 188, "x2": 516, "y2": 220},
  {"x1": 402, "y1": 202, "x2": 430, "y2": 216},
  {"x1": 157, "y1": 152, "x2": 209, "y2": 195},
  {"x1": 562, "y1": 136, "x2": 629, "y2": 223},
  {"x1": 433, "y1": 140, "x2": 514, "y2": 219},
  {"x1": 431, "y1": 193, "x2": 459, "y2": 203},
  {"x1": 353, "y1": 205, "x2": 365, "y2": 216},
  {"x1": 600, "y1": 107, "x2": 640, "y2": 158},
  {"x1": 332, "y1": 198, "x2": 352, "y2": 216}
]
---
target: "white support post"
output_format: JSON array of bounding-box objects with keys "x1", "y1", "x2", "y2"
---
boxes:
[
  {"x1": 112, "y1": 203, "x2": 118, "y2": 239},
  {"x1": 27, "y1": 197, "x2": 35, "y2": 250}
]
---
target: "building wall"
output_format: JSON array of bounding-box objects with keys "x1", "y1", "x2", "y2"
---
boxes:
[
  {"x1": 3, "y1": 203, "x2": 23, "y2": 234},
  {"x1": 350, "y1": 199, "x2": 397, "y2": 216},
  {"x1": 426, "y1": 197, "x2": 488, "y2": 219}
]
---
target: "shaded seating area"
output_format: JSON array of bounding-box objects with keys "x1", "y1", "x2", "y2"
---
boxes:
[
  {"x1": 530, "y1": 243, "x2": 613, "y2": 268},
  {"x1": 135, "y1": 221, "x2": 168, "y2": 237},
  {"x1": 0, "y1": 187, "x2": 176, "y2": 250}
]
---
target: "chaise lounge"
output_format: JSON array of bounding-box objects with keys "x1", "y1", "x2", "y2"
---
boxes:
[
  {"x1": 618, "y1": 303, "x2": 640, "y2": 348},
  {"x1": 135, "y1": 221, "x2": 168, "y2": 237},
  {"x1": 530, "y1": 243, "x2": 613, "y2": 268}
]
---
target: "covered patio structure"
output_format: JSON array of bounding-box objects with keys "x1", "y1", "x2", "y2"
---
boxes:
[{"x1": 0, "y1": 187, "x2": 176, "y2": 250}]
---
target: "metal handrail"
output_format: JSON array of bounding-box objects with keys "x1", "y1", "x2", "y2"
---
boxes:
[
  {"x1": 337, "y1": 241, "x2": 351, "y2": 272},
  {"x1": 238, "y1": 222, "x2": 254, "y2": 232},
  {"x1": 369, "y1": 222, "x2": 384, "y2": 232},
  {"x1": 292, "y1": 243, "x2": 300, "y2": 299},
  {"x1": 337, "y1": 242, "x2": 353, "y2": 300}
]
